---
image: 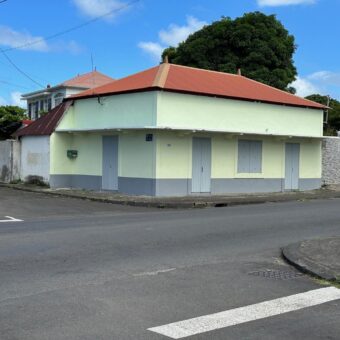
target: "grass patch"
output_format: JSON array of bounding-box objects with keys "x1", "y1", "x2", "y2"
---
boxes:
[{"x1": 314, "y1": 278, "x2": 340, "y2": 289}]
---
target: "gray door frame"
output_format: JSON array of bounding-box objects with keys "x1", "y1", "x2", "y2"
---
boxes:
[
  {"x1": 285, "y1": 143, "x2": 300, "y2": 190},
  {"x1": 102, "y1": 136, "x2": 118, "y2": 190},
  {"x1": 192, "y1": 137, "x2": 211, "y2": 193}
]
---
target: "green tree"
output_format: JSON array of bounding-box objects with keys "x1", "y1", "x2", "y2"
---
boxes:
[
  {"x1": 305, "y1": 94, "x2": 340, "y2": 136},
  {"x1": 162, "y1": 12, "x2": 297, "y2": 91},
  {"x1": 0, "y1": 105, "x2": 27, "y2": 140}
]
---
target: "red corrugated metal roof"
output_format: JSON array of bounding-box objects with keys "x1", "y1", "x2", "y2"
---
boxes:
[
  {"x1": 62, "y1": 70, "x2": 114, "y2": 89},
  {"x1": 14, "y1": 101, "x2": 72, "y2": 137},
  {"x1": 71, "y1": 64, "x2": 326, "y2": 109}
]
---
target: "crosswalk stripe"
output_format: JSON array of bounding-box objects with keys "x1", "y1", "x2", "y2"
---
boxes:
[{"x1": 148, "y1": 287, "x2": 340, "y2": 339}]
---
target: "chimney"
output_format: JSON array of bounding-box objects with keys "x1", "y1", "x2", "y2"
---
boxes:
[
  {"x1": 237, "y1": 68, "x2": 242, "y2": 76},
  {"x1": 163, "y1": 55, "x2": 169, "y2": 64},
  {"x1": 47, "y1": 84, "x2": 51, "y2": 88}
]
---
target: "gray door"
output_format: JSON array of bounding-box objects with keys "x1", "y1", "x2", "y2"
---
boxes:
[
  {"x1": 102, "y1": 136, "x2": 118, "y2": 190},
  {"x1": 192, "y1": 138, "x2": 211, "y2": 193},
  {"x1": 285, "y1": 143, "x2": 300, "y2": 190}
]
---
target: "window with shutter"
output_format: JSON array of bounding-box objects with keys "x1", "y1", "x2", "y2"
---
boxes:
[{"x1": 237, "y1": 140, "x2": 262, "y2": 173}]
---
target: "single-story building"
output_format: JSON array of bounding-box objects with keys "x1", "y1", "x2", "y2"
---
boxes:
[
  {"x1": 15, "y1": 62, "x2": 326, "y2": 196},
  {"x1": 14, "y1": 102, "x2": 71, "y2": 184}
]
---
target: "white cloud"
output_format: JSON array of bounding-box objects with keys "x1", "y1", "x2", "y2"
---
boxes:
[
  {"x1": 308, "y1": 71, "x2": 340, "y2": 86},
  {"x1": 139, "y1": 16, "x2": 207, "y2": 61},
  {"x1": 258, "y1": 0, "x2": 315, "y2": 6},
  {"x1": 290, "y1": 71, "x2": 340, "y2": 100},
  {"x1": 72, "y1": 0, "x2": 128, "y2": 20},
  {"x1": 0, "y1": 25, "x2": 48, "y2": 52},
  {"x1": 137, "y1": 42, "x2": 164, "y2": 61},
  {"x1": 291, "y1": 76, "x2": 320, "y2": 97},
  {"x1": 0, "y1": 92, "x2": 25, "y2": 107},
  {"x1": 159, "y1": 16, "x2": 207, "y2": 46},
  {"x1": 10, "y1": 92, "x2": 24, "y2": 108}
]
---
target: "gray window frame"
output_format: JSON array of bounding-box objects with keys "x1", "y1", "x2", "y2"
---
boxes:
[{"x1": 237, "y1": 140, "x2": 263, "y2": 174}]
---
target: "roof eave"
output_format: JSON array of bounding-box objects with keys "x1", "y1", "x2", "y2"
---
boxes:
[{"x1": 70, "y1": 87, "x2": 326, "y2": 110}]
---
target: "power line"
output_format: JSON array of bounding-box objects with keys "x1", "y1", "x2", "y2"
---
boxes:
[
  {"x1": 0, "y1": 79, "x2": 32, "y2": 90},
  {"x1": 1, "y1": 0, "x2": 140, "y2": 53},
  {"x1": 0, "y1": 48, "x2": 44, "y2": 87},
  {"x1": 0, "y1": 0, "x2": 8, "y2": 4}
]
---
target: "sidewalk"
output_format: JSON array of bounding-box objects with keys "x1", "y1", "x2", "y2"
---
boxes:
[
  {"x1": 2, "y1": 183, "x2": 340, "y2": 209},
  {"x1": 282, "y1": 237, "x2": 340, "y2": 282}
]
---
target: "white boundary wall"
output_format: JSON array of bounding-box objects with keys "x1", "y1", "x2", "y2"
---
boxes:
[
  {"x1": 21, "y1": 136, "x2": 50, "y2": 183},
  {"x1": 0, "y1": 140, "x2": 20, "y2": 182}
]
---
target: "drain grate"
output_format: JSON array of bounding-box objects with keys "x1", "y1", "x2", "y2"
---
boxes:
[{"x1": 248, "y1": 269, "x2": 304, "y2": 280}]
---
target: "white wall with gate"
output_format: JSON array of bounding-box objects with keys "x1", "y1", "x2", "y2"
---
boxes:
[
  {"x1": 0, "y1": 140, "x2": 20, "y2": 183},
  {"x1": 21, "y1": 136, "x2": 50, "y2": 183}
]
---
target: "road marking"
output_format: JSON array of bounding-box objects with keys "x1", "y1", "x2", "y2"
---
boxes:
[
  {"x1": 133, "y1": 268, "x2": 176, "y2": 277},
  {"x1": 0, "y1": 216, "x2": 23, "y2": 223},
  {"x1": 148, "y1": 287, "x2": 340, "y2": 339}
]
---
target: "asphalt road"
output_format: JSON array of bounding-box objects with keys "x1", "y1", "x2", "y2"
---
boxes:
[{"x1": 0, "y1": 187, "x2": 340, "y2": 340}]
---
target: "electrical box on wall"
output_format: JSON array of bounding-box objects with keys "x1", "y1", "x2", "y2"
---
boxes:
[
  {"x1": 67, "y1": 150, "x2": 78, "y2": 159},
  {"x1": 145, "y1": 134, "x2": 153, "y2": 142}
]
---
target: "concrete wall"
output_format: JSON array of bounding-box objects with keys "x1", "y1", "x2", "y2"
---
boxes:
[
  {"x1": 0, "y1": 140, "x2": 20, "y2": 183},
  {"x1": 49, "y1": 130, "x2": 322, "y2": 195},
  {"x1": 21, "y1": 136, "x2": 50, "y2": 183},
  {"x1": 56, "y1": 92, "x2": 157, "y2": 132},
  {"x1": 157, "y1": 92, "x2": 324, "y2": 138},
  {"x1": 322, "y1": 137, "x2": 340, "y2": 184}
]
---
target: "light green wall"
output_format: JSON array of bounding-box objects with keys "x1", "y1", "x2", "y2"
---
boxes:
[
  {"x1": 50, "y1": 131, "x2": 156, "y2": 178},
  {"x1": 157, "y1": 92, "x2": 324, "y2": 138},
  {"x1": 155, "y1": 132, "x2": 321, "y2": 180},
  {"x1": 50, "y1": 132, "x2": 73, "y2": 174},
  {"x1": 57, "y1": 92, "x2": 157, "y2": 131}
]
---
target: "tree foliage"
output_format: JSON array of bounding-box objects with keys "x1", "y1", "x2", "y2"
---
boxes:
[
  {"x1": 162, "y1": 12, "x2": 297, "y2": 91},
  {"x1": 0, "y1": 106, "x2": 27, "y2": 140},
  {"x1": 305, "y1": 94, "x2": 340, "y2": 136}
]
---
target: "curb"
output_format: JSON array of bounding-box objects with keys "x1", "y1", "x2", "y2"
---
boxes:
[
  {"x1": 2, "y1": 183, "x2": 340, "y2": 210},
  {"x1": 282, "y1": 242, "x2": 338, "y2": 282}
]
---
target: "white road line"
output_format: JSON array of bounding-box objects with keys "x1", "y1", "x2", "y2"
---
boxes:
[
  {"x1": 148, "y1": 287, "x2": 340, "y2": 339},
  {"x1": 0, "y1": 216, "x2": 23, "y2": 223}
]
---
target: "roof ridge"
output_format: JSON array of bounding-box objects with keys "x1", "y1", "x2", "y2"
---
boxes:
[
  {"x1": 171, "y1": 63, "x2": 240, "y2": 77},
  {"x1": 152, "y1": 63, "x2": 170, "y2": 88}
]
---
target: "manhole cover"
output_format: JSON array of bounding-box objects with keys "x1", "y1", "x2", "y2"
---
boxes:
[{"x1": 248, "y1": 269, "x2": 304, "y2": 280}]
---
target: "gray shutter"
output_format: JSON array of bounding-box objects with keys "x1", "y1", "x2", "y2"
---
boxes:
[
  {"x1": 249, "y1": 141, "x2": 262, "y2": 173},
  {"x1": 238, "y1": 140, "x2": 250, "y2": 173}
]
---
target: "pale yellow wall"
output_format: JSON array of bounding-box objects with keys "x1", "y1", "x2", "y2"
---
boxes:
[
  {"x1": 157, "y1": 92, "x2": 324, "y2": 138},
  {"x1": 57, "y1": 92, "x2": 157, "y2": 131},
  {"x1": 155, "y1": 132, "x2": 321, "y2": 180},
  {"x1": 299, "y1": 140, "x2": 322, "y2": 178},
  {"x1": 211, "y1": 137, "x2": 236, "y2": 178},
  {"x1": 119, "y1": 132, "x2": 155, "y2": 178},
  {"x1": 155, "y1": 133, "x2": 192, "y2": 178}
]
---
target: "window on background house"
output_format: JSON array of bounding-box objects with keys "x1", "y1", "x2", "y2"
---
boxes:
[
  {"x1": 28, "y1": 103, "x2": 32, "y2": 119},
  {"x1": 48, "y1": 98, "x2": 52, "y2": 111},
  {"x1": 237, "y1": 140, "x2": 262, "y2": 173},
  {"x1": 35, "y1": 102, "x2": 39, "y2": 116},
  {"x1": 40, "y1": 100, "x2": 44, "y2": 111},
  {"x1": 54, "y1": 92, "x2": 64, "y2": 106}
]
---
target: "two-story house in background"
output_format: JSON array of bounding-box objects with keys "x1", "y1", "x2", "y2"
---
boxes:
[{"x1": 21, "y1": 70, "x2": 114, "y2": 120}]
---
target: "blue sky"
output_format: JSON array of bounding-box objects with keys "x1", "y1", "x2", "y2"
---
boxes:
[{"x1": 0, "y1": 0, "x2": 339, "y2": 107}]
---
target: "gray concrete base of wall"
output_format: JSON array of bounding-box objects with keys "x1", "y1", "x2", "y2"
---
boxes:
[{"x1": 50, "y1": 175, "x2": 322, "y2": 196}]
